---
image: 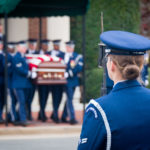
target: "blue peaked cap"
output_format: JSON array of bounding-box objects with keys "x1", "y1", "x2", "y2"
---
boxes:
[
  {"x1": 41, "y1": 39, "x2": 50, "y2": 45},
  {"x1": 7, "y1": 42, "x2": 16, "y2": 49},
  {"x1": 17, "y1": 40, "x2": 26, "y2": 45},
  {"x1": 52, "y1": 39, "x2": 61, "y2": 45},
  {"x1": 28, "y1": 39, "x2": 37, "y2": 43},
  {"x1": 8, "y1": 42, "x2": 16, "y2": 45},
  {"x1": 65, "y1": 40, "x2": 75, "y2": 45},
  {"x1": 100, "y1": 31, "x2": 150, "y2": 55}
]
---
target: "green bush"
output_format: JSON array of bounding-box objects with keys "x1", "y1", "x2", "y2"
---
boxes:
[
  {"x1": 71, "y1": 0, "x2": 140, "y2": 102},
  {"x1": 85, "y1": 68, "x2": 103, "y2": 102},
  {"x1": 71, "y1": 0, "x2": 140, "y2": 70},
  {"x1": 146, "y1": 68, "x2": 150, "y2": 89}
]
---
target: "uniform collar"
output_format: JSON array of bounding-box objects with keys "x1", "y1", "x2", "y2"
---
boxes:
[
  {"x1": 40, "y1": 50, "x2": 47, "y2": 54},
  {"x1": 52, "y1": 49, "x2": 59, "y2": 54},
  {"x1": 28, "y1": 49, "x2": 35, "y2": 54},
  {"x1": 66, "y1": 52, "x2": 72, "y2": 57},
  {"x1": 10, "y1": 52, "x2": 15, "y2": 56},
  {"x1": 17, "y1": 51, "x2": 25, "y2": 57},
  {"x1": 112, "y1": 80, "x2": 142, "y2": 92}
]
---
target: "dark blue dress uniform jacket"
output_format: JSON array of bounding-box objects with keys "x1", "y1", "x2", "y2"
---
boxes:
[
  {"x1": 78, "y1": 80, "x2": 150, "y2": 150},
  {"x1": 0, "y1": 53, "x2": 4, "y2": 85},
  {"x1": 0, "y1": 52, "x2": 13, "y2": 87},
  {"x1": 141, "y1": 64, "x2": 149, "y2": 83},
  {"x1": 49, "y1": 50, "x2": 65, "y2": 59},
  {"x1": 2, "y1": 53, "x2": 14, "y2": 89},
  {"x1": 66, "y1": 52, "x2": 83, "y2": 87},
  {"x1": 12, "y1": 52, "x2": 31, "y2": 89}
]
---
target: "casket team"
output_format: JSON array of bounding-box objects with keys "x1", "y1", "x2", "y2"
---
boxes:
[{"x1": 0, "y1": 37, "x2": 83, "y2": 126}]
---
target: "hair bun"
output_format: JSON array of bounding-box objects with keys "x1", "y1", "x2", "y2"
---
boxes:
[{"x1": 122, "y1": 65, "x2": 140, "y2": 80}]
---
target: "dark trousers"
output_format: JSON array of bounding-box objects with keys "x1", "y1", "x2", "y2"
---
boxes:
[
  {"x1": 13, "y1": 89, "x2": 27, "y2": 122},
  {"x1": 10, "y1": 89, "x2": 18, "y2": 121},
  {"x1": 24, "y1": 85, "x2": 36, "y2": 119},
  {"x1": 62, "y1": 86, "x2": 76, "y2": 120},
  {"x1": 51, "y1": 85, "x2": 64, "y2": 119},
  {"x1": 0, "y1": 84, "x2": 4, "y2": 120},
  {"x1": 38, "y1": 85, "x2": 49, "y2": 119}
]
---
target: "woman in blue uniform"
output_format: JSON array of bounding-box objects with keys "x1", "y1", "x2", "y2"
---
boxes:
[{"x1": 78, "y1": 31, "x2": 150, "y2": 150}]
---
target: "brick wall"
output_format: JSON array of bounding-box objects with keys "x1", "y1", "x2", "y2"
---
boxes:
[
  {"x1": 29, "y1": 18, "x2": 47, "y2": 49},
  {"x1": 140, "y1": 0, "x2": 150, "y2": 37}
]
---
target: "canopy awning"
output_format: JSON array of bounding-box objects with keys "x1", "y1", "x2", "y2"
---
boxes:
[
  {"x1": 0, "y1": 0, "x2": 21, "y2": 14},
  {"x1": 0, "y1": 0, "x2": 89, "y2": 17}
]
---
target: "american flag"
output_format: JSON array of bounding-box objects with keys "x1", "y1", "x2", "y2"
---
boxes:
[{"x1": 26, "y1": 54, "x2": 62, "y2": 70}]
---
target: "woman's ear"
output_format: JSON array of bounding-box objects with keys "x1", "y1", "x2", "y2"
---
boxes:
[{"x1": 111, "y1": 61, "x2": 116, "y2": 72}]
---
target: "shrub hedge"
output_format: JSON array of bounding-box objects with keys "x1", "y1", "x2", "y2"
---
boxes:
[{"x1": 71, "y1": 0, "x2": 140, "y2": 102}]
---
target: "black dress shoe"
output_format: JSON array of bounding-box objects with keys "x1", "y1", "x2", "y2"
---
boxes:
[
  {"x1": 38, "y1": 113, "x2": 47, "y2": 122},
  {"x1": 14, "y1": 121, "x2": 30, "y2": 127},
  {"x1": 61, "y1": 118, "x2": 69, "y2": 123},
  {"x1": 27, "y1": 115, "x2": 33, "y2": 121},
  {"x1": 50, "y1": 114, "x2": 54, "y2": 120},
  {"x1": 0, "y1": 119, "x2": 5, "y2": 124},
  {"x1": 70, "y1": 119, "x2": 78, "y2": 125},
  {"x1": 41, "y1": 117, "x2": 47, "y2": 122},
  {"x1": 51, "y1": 116, "x2": 60, "y2": 123},
  {"x1": 38, "y1": 113, "x2": 41, "y2": 120}
]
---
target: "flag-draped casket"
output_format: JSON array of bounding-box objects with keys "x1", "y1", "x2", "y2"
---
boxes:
[{"x1": 26, "y1": 54, "x2": 67, "y2": 85}]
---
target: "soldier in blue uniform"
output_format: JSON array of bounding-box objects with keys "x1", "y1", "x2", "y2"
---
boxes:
[
  {"x1": 37, "y1": 39, "x2": 50, "y2": 122},
  {"x1": 141, "y1": 53, "x2": 149, "y2": 87},
  {"x1": 0, "y1": 37, "x2": 4, "y2": 123},
  {"x1": 78, "y1": 31, "x2": 150, "y2": 150},
  {"x1": 49, "y1": 40, "x2": 65, "y2": 123},
  {"x1": 25, "y1": 39, "x2": 38, "y2": 120},
  {"x1": 61, "y1": 41, "x2": 83, "y2": 124},
  {"x1": 12, "y1": 41, "x2": 32, "y2": 126},
  {"x1": 26, "y1": 39, "x2": 38, "y2": 54},
  {"x1": 6, "y1": 42, "x2": 18, "y2": 123}
]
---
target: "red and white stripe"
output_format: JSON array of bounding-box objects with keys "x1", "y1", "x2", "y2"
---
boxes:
[{"x1": 26, "y1": 54, "x2": 62, "y2": 70}]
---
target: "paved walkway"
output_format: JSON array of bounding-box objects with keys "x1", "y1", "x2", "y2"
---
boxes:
[{"x1": 0, "y1": 87, "x2": 86, "y2": 136}]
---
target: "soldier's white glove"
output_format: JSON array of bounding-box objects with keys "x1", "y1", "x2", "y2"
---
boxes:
[
  {"x1": 145, "y1": 80, "x2": 149, "y2": 86},
  {"x1": 64, "y1": 72, "x2": 69, "y2": 78},
  {"x1": 27, "y1": 71, "x2": 32, "y2": 78},
  {"x1": 31, "y1": 72, "x2": 37, "y2": 79}
]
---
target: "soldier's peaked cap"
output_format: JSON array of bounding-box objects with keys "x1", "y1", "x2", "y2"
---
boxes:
[
  {"x1": 100, "y1": 30, "x2": 150, "y2": 55},
  {"x1": 52, "y1": 39, "x2": 61, "y2": 45},
  {"x1": 28, "y1": 39, "x2": 37, "y2": 43},
  {"x1": 41, "y1": 39, "x2": 50, "y2": 44},
  {"x1": 17, "y1": 40, "x2": 26, "y2": 45},
  {"x1": 65, "y1": 40, "x2": 75, "y2": 45},
  {"x1": 7, "y1": 42, "x2": 16, "y2": 49}
]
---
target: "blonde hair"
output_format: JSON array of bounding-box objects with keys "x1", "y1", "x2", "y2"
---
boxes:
[{"x1": 110, "y1": 55, "x2": 144, "y2": 80}]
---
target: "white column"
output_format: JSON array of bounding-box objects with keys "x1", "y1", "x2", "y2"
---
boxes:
[
  {"x1": 47, "y1": 16, "x2": 70, "y2": 52},
  {"x1": 8, "y1": 18, "x2": 28, "y2": 42}
]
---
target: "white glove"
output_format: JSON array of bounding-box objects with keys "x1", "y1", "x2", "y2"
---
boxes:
[
  {"x1": 145, "y1": 80, "x2": 149, "y2": 86},
  {"x1": 31, "y1": 72, "x2": 37, "y2": 79},
  {"x1": 64, "y1": 72, "x2": 69, "y2": 78},
  {"x1": 27, "y1": 71, "x2": 32, "y2": 78}
]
